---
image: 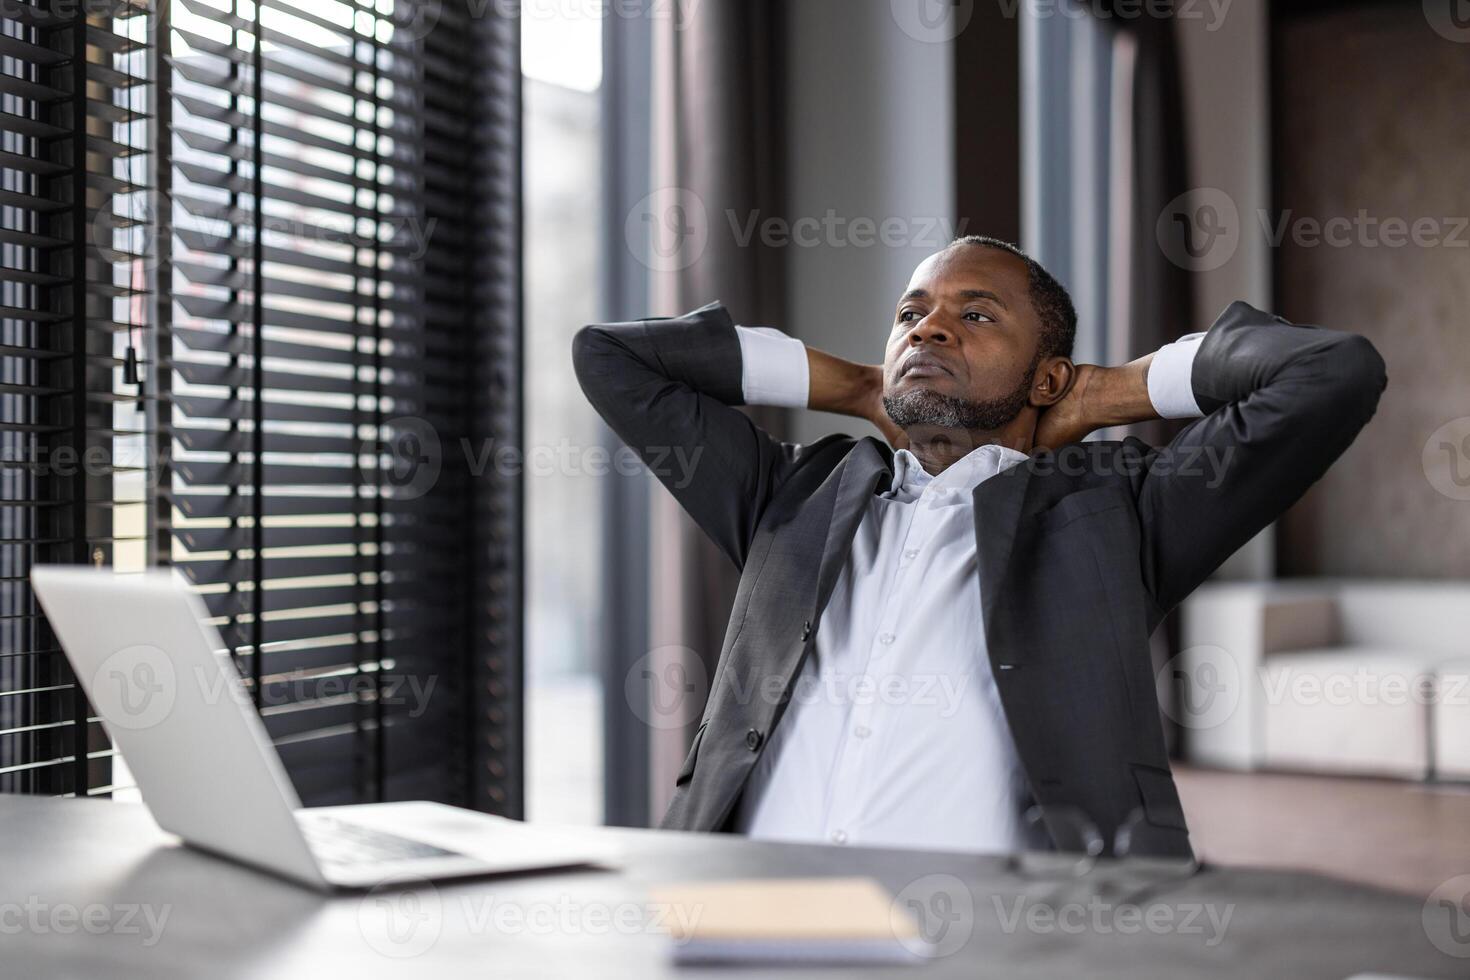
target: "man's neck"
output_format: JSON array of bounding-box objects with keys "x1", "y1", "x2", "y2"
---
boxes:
[{"x1": 903, "y1": 421, "x2": 1034, "y2": 476}]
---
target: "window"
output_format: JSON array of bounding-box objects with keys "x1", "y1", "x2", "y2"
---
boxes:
[
  {"x1": 0, "y1": 0, "x2": 151, "y2": 797},
  {"x1": 1, "y1": 0, "x2": 528, "y2": 816},
  {"x1": 160, "y1": 0, "x2": 523, "y2": 809},
  {"x1": 521, "y1": 4, "x2": 603, "y2": 825}
]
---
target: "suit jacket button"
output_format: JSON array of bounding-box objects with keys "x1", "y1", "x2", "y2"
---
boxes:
[
  {"x1": 745, "y1": 728, "x2": 763, "y2": 751},
  {"x1": 800, "y1": 621, "x2": 812, "y2": 641}
]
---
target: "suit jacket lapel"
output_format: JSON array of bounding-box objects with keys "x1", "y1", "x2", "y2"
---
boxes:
[
  {"x1": 973, "y1": 459, "x2": 1033, "y2": 633},
  {"x1": 722, "y1": 437, "x2": 888, "y2": 716},
  {"x1": 814, "y1": 439, "x2": 890, "y2": 618}
]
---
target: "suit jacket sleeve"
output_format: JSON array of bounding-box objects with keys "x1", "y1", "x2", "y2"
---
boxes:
[
  {"x1": 1135, "y1": 301, "x2": 1388, "y2": 619},
  {"x1": 572, "y1": 301, "x2": 803, "y2": 570}
]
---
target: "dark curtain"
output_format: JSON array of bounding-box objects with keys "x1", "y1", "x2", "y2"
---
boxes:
[{"x1": 1127, "y1": 14, "x2": 1195, "y2": 398}]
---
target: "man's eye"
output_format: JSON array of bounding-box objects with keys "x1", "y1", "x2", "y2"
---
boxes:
[
  {"x1": 964, "y1": 311, "x2": 995, "y2": 323},
  {"x1": 898, "y1": 310, "x2": 919, "y2": 322}
]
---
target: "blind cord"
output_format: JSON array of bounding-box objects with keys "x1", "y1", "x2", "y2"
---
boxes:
[{"x1": 122, "y1": 17, "x2": 142, "y2": 389}]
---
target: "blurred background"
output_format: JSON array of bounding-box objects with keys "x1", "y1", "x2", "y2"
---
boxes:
[{"x1": 0, "y1": 0, "x2": 1465, "y2": 900}]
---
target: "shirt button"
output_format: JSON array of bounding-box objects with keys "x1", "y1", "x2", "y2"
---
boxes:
[
  {"x1": 878, "y1": 633, "x2": 895, "y2": 645},
  {"x1": 903, "y1": 549, "x2": 919, "y2": 560},
  {"x1": 830, "y1": 830, "x2": 848, "y2": 845},
  {"x1": 744, "y1": 728, "x2": 763, "y2": 751},
  {"x1": 854, "y1": 725, "x2": 871, "y2": 739}
]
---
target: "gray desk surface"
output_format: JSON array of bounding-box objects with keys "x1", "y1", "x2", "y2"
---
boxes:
[{"x1": 2, "y1": 795, "x2": 1463, "y2": 979}]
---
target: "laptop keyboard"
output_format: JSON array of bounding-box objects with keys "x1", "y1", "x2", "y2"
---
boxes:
[{"x1": 296, "y1": 813, "x2": 464, "y2": 867}]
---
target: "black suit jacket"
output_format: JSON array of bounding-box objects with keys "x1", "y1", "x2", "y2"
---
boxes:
[{"x1": 572, "y1": 300, "x2": 1386, "y2": 858}]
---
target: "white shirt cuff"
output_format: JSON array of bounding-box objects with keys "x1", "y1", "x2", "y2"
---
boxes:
[
  {"x1": 1147, "y1": 332, "x2": 1206, "y2": 419},
  {"x1": 735, "y1": 325, "x2": 809, "y2": 408}
]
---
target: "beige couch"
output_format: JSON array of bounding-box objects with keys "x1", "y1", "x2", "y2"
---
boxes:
[{"x1": 1176, "y1": 581, "x2": 1470, "y2": 780}]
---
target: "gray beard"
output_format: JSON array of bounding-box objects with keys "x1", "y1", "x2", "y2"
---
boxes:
[{"x1": 882, "y1": 372, "x2": 1032, "y2": 432}]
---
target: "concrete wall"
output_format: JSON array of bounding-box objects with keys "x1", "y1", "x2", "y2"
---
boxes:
[{"x1": 1273, "y1": 4, "x2": 1470, "y2": 578}]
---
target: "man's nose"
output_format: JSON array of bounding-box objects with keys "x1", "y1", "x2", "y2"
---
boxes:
[{"x1": 907, "y1": 315, "x2": 953, "y2": 346}]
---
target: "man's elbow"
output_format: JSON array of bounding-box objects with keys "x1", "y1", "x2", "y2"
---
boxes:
[
  {"x1": 571, "y1": 322, "x2": 605, "y2": 371},
  {"x1": 1328, "y1": 333, "x2": 1389, "y2": 419},
  {"x1": 571, "y1": 323, "x2": 614, "y2": 399}
]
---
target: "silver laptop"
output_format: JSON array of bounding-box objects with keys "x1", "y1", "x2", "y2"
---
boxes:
[{"x1": 32, "y1": 565, "x2": 614, "y2": 890}]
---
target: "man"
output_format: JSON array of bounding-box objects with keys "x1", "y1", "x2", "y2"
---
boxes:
[{"x1": 572, "y1": 236, "x2": 1386, "y2": 858}]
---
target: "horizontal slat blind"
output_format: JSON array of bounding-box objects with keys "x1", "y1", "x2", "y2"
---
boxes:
[
  {"x1": 0, "y1": 0, "x2": 152, "y2": 797},
  {"x1": 161, "y1": 0, "x2": 510, "y2": 806}
]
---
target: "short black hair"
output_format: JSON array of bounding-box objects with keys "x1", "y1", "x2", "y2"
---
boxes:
[{"x1": 945, "y1": 235, "x2": 1076, "y2": 360}]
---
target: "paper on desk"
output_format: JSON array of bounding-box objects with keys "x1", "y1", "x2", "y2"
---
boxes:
[{"x1": 648, "y1": 876, "x2": 928, "y2": 965}]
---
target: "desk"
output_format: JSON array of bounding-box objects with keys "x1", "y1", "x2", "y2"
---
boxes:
[{"x1": 1, "y1": 795, "x2": 1462, "y2": 979}]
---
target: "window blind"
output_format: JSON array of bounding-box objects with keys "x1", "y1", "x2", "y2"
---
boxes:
[
  {"x1": 161, "y1": 0, "x2": 523, "y2": 810},
  {"x1": 0, "y1": 1, "x2": 152, "y2": 797}
]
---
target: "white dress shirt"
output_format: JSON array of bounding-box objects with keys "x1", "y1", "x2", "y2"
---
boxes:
[{"x1": 727, "y1": 325, "x2": 1206, "y2": 853}]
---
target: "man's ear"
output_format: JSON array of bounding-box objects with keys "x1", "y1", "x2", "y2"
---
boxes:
[{"x1": 1029, "y1": 356, "x2": 1076, "y2": 408}]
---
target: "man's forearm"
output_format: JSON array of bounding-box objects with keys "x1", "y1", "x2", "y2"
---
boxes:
[
  {"x1": 1085, "y1": 355, "x2": 1160, "y2": 429},
  {"x1": 1034, "y1": 354, "x2": 1161, "y2": 451},
  {"x1": 807, "y1": 342, "x2": 1162, "y2": 450},
  {"x1": 805, "y1": 346, "x2": 882, "y2": 418},
  {"x1": 742, "y1": 321, "x2": 1202, "y2": 454},
  {"x1": 738, "y1": 326, "x2": 884, "y2": 422}
]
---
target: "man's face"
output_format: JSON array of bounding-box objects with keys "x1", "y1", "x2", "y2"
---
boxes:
[{"x1": 881, "y1": 245, "x2": 1046, "y2": 431}]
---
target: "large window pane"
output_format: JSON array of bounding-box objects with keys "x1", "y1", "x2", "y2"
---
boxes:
[{"x1": 523, "y1": 7, "x2": 603, "y2": 826}]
